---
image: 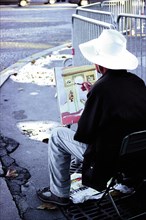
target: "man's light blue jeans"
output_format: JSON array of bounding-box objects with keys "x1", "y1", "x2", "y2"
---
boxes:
[{"x1": 48, "y1": 126, "x2": 88, "y2": 198}]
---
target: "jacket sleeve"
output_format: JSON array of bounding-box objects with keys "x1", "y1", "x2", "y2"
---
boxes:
[{"x1": 74, "y1": 85, "x2": 103, "y2": 144}]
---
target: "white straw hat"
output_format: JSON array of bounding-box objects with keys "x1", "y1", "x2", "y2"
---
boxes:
[{"x1": 79, "y1": 29, "x2": 138, "y2": 70}]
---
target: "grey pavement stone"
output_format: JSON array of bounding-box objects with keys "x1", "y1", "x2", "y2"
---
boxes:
[
  {"x1": 0, "y1": 161, "x2": 4, "y2": 177},
  {"x1": 1, "y1": 155, "x2": 15, "y2": 167},
  {"x1": 23, "y1": 208, "x2": 66, "y2": 220},
  {"x1": 0, "y1": 178, "x2": 21, "y2": 220}
]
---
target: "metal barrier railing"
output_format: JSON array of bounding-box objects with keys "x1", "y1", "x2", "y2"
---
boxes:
[
  {"x1": 71, "y1": 1, "x2": 146, "y2": 83},
  {"x1": 81, "y1": 2, "x2": 101, "y2": 10},
  {"x1": 72, "y1": 14, "x2": 115, "y2": 66},
  {"x1": 76, "y1": 7, "x2": 115, "y2": 25},
  {"x1": 82, "y1": 1, "x2": 145, "y2": 21},
  {"x1": 117, "y1": 13, "x2": 146, "y2": 82},
  {"x1": 101, "y1": 0, "x2": 145, "y2": 20}
]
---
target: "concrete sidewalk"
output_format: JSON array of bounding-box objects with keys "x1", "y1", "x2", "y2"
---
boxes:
[{"x1": 0, "y1": 44, "x2": 72, "y2": 220}]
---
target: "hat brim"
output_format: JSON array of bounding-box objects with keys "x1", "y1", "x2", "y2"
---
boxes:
[{"x1": 79, "y1": 39, "x2": 138, "y2": 70}]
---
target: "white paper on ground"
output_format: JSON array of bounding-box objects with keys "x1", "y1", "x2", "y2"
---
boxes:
[{"x1": 70, "y1": 173, "x2": 104, "y2": 204}]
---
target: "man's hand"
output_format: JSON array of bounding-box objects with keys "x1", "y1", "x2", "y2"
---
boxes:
[{"x1": 81, "y1": 82, "x2": 92, "y2": 92}]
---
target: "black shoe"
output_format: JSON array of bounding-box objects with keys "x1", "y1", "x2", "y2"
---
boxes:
[{"x1": 37, "y1": 187, "x2": 70, "y2": 206}]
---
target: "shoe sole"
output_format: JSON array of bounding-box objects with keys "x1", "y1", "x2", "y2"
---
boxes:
[{"x1": 38, "y1": 194, "x2": 70, "y2": 206}]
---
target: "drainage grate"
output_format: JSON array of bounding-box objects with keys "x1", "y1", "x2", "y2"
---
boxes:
[
  {"x1": 61, "y1": 192, "x2": 146, "y2": 220},
  {"x1": 60, "y1": 159, "x2": 146, "y2": 220},
  {"x1": 61, "y1": 200, "x2": 119, "y2": 219}
]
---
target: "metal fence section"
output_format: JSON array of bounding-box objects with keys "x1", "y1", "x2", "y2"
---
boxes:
[
  {"x1": 117, "y1": 13, "x2": 146, "y2": 83},
  {"x1": 72, "y1": 14, "x2": 115, "y2": 66},
  {"x1": 76, "y1": 7, "x2": 115, "y2": 25},
  {"x1": 82, "y1": 0, "x2": 145, "y2": 21},
  {"x1": 101, "y1": 0, "x2": 145, "y2": 17},
  {"x1": 71, "y1": 1, "x2": 146, "y2": 83},
  {"x1": 81, "y1": 2, "x2": 101, "y2": 10}
]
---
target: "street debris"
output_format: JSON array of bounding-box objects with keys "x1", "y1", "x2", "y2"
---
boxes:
[
  {"x1": 17, "y1": 120, "x2": 62, "y2": 141},
  {"x1": 37, "y1": 203, "x2": 57, "y2": 210},
  {"x1": 10, "y1": 63, "x2": 56, "y2": 86},
  {"x1": 10, "y1": 52, "x2": 72, "y2": 86},
  {"x1": 6, "y1": 168, "x2": 18, "y2": 178}
]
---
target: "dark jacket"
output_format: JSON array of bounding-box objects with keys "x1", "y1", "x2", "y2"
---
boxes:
[{"x1": 74, "y1": 69, "x2": 146, "y2": 190}]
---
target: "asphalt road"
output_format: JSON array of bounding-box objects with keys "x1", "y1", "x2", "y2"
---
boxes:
[{"x1": 0, "y1": 2, "x2": 77, "y2": 72}]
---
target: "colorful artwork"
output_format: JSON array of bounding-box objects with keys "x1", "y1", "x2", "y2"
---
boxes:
[{"x1": 55, "y1": 65, "x2": 98, "y2": 125}]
